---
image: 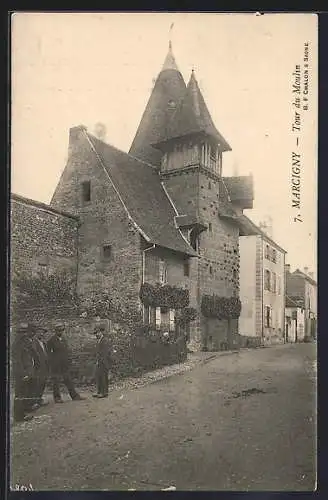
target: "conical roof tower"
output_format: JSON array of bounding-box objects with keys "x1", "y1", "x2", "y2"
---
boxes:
[
  {"x1": 129, "y1": 42, "x2": 187, "y2": 166},
  {"x1": 154, "y1": 69, "x2": 231, "y2": 151}
]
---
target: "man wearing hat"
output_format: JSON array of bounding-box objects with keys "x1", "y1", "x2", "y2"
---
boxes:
[
  {"x1": 12, "y1": 323, "x2": 38, "y2": 422},
  {"x1": 92, "y1": 321, "x2": 112, "y2": 398},
  {"x1": 46, "y1": 321, "x2": 84, "y2": 403}
]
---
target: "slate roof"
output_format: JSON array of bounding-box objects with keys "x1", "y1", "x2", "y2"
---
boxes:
[
  {"x1": 292, "y1": 269, "x2": 317, "y2": 287},
  {"x1": 87, "y1": 133, "x2": 197, "y2": 257},
  {"x1": 223, "y1": 176, "x2": 254, "y2": 205},
  {"x1": 129, "y1": 45, "x2": 187, "y2": 167},
  {"x1": 154, "y1": 71, "x2": 231, "y2": 152}
]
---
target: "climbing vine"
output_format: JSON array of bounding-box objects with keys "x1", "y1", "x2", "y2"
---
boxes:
[
  {"x1": 11, "y1": 270, "x2": 77, "y2": 308},
  {"x1": 139, "y1": 283, "x2": 189, "y2": 309},
  {"x1": 201, "y1": 295, "x2": 241, "y2": 320}
]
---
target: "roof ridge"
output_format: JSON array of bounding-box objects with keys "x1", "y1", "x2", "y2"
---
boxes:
[{"x1": 87, "y1": 132, "x2": 158, "y2": 170}]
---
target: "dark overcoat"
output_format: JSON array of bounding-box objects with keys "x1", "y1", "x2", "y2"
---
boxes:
[
  {"x1": 96, "y1": 335, "x2": 112, "y2": 371},
  {"x1": 46, "y1": 334, "x2": 71, "y2": 374}
]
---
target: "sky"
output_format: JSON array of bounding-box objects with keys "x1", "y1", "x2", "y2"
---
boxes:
[{"x1": 11, "y1": 12, "x2": 318, "y2": 277}]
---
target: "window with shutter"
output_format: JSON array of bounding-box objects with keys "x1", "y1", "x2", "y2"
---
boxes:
[
  {"x1": 169, "y1": 309, "x2": 175, "y2": 331},
  {"x1": 155, "y1": 307, "x2": 161, "y2": 329},
  {"x1": 265, "y1": 305, "x2": 272, "y2": 328}
]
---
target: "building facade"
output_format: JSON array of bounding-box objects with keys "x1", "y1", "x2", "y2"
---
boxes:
[
  {"x1": 285, "y1": 265, "x2": 317, "y2": 341},
  {"x1": 11, "y1": 43, "x2": 255, "y2": 351},
  {"x1": 239, "y1": 216, "x2": 287, "y2": 344}
]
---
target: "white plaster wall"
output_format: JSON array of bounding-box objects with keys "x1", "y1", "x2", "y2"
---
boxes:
[{"x1": 239, "y1": 235, "x2": 257, "y2": 337}]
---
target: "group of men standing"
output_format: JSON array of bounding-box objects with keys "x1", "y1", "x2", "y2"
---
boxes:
[{"x1": 12, "y1": 320, "x2": 113, "y2": 423}]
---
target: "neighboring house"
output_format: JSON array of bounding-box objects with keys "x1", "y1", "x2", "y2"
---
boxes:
[
  {"x1": 285, "y1": 265, "x2": 317, "y2": 340},
  {"x1": 11, "y1": 43, "x2": 255, "y2": 350},
  {"x1": 239, "y1": 216, "x2": 287, "y2": 345},
  {"x1": 285, "y1": 295, "x2": 305, "y2": 343}
]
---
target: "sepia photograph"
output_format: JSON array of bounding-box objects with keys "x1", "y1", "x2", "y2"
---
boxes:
[{"x1": 9, "y1": 12, "x2": 317, "y2": 491}]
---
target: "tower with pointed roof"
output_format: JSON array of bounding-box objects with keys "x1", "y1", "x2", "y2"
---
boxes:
[
  {"x1": 131, "y1": 44, "x2": 254, "y2": 349},
  {"x1": 129, "y1": 42, "x2": 187, "y2": 167}
]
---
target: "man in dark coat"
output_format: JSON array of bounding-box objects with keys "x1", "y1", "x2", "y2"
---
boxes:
[
  {"x1": 92, "y1": 322, "x2": 112, "y2": 398},
  {"x1": 46, "y1": 322, "x2": 84, "y2": 403},
  {"x1": 12, "y1": 323, "x2": 38, "y2": 422},
  {"x1": 30, "y1": 327, "x2": 49, "y2": 409}
]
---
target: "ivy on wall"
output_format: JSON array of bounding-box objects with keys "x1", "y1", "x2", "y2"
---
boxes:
[
  {"x1": 79, "y1": 292, "x2": 142, "y2": 328},
  {"x1": 139, "y1": 282, "x2": 189, "y2": 309},
  {"x1": 176, "y1": 307, "x2": 198, "y2": 326},
  {"x1": 201, "y1": 294, "x2": 241, "y2": 320},
  {"x1": 11, "y1": 270, "x2": 77, "y2": 308}
]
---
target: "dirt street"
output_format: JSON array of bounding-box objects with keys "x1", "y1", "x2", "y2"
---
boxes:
[{"x1": 10, "y1": 343, "x2": 316, "y2": 491}]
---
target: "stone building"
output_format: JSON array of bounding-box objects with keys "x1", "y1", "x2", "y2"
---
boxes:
[
  {"x1": 239, "y1": 216, "x2": 287, "y2": 345},
  {"x1": 11, "y1": 43, "x2": 254, "y2": 351}
]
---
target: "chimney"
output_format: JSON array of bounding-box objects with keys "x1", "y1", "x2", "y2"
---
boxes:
[
  {"x1": 94, "y1": 122, "x2": 107, "y2": 142},
  {"x1": 285, "y1": 264, "x2": 291, "y2": 273},
  {"x1": 304, "y1": 266, "x2": 309, "y2": 275},
  {"x1": 68, "y1": 125, "x2": 87, "y2": 156}
]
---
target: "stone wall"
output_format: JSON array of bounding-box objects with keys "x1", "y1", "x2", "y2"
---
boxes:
[
  {"x1": 161, "y1": 167, "x2": 240, "y2": 349},
  {"x1": 10, "y1": 195, "x2": 78, "y2": 282}
]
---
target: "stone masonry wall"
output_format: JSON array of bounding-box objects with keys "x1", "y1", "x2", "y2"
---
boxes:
[
  {"x1": 50, "y1": 127, "x2": 142, "y2": 307},
  {"x1": 162, "y1": 168, "x2": 240, "y2": 350},
  {"x1": 10, "y1": 196, "x2": 79, "y2": 316}
]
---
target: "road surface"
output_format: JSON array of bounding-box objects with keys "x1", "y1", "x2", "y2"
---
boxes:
[{"x1": 10, "y1": 343, "x2": 316, "y2": 491}]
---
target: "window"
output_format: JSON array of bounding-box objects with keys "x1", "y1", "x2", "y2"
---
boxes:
[
  {"x1": 159, "y1": 259, "x2": 168, "y2": 284},
  {"x1": 208, "y1": 181, "x2": 212, "y2": 190},
  {"x1": 169, "y1": 309, "x2": 175, "y2": 331},
  {"x1": 265, "y1": 305, "x2": 272, "y2": 328},
  {"x1": 265, "y1": 244, "x2": 270, "y2": 260},
  {"x1": 272, "y1": 248, "x2": 277, "y2": 263},
  {"x1": 209, "y1": 265, "x2": 213, "y2": 275},
  {"x1": 277, "y1": 276, "x2": 281, "y2": 295},
  {"x1": 102, "y1": 245, "x2": 112, "y2": 261},
  {"x1": 272, "y1": 272, "x2": 277, "y2": 293},
  {"x1": 82, "y1": 181, "x2": 91, "y2": 202},
  {"x1": 264, "y1": 269, "x2": 271, "y2": 290},
  {"x1": 155, "y1": 307, "x2": 161, "y2": 329},
  {"x1": 184, "y1": 259, "x2": 190, "y2": 277},
  {"x1": 208, "y1": 222, "x2": 213, "y2": 233},
  {"x1": 233, "y1": 269, "x2": 237, "y2": 280}
]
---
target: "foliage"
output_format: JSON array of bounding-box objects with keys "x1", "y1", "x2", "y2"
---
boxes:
[
  {"x1": 11, "y1": 270, "x2": 77, "y2": 308},
  {"x1": 139, "y1": 282, "x2": 189, "y2": 309},
  {"x1": 79, "y1": 291, "x2": 142, "y2": 328},
  {"x1": 175, "y1": 307, "x2": 198, "y2": 326},
  {"x1": 201, "y1": 295, "x2": 242, "y2": 320}
]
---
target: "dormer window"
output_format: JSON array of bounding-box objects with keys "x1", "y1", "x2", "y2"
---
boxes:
[{"x1": 168, "y1": 100, "x2": 176, "y2": 109}]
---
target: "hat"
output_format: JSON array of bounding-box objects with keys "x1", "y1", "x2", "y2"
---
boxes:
[
  {"x1": 17, "y1": 322, "x2": 36, "y2": 334},
  {"x1": 54, "y1": 321, "x2": 65, "y2": 332}
]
